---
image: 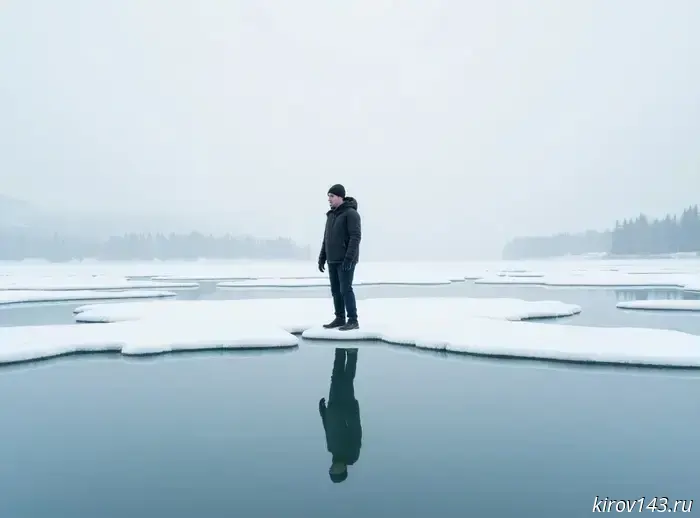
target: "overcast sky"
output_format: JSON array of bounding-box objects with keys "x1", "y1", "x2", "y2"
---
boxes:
[{"x1": 1, "y1": 0, "x2": 699, "y2": 258}]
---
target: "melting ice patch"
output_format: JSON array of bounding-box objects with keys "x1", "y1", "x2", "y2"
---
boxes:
[
  {"x1": 616, "y1": 300, "x2": 700, "y2": 311},
  {"x1": 474, "y1": 272, "x2": 694, "y2": 289},
  {"x1": 0, "y1": 289, "x2": 177, "y2": 306}
]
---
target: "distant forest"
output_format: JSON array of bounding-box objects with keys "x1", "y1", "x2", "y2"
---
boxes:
[
  {"x1": 502, "y1": 205, "x2": 700, "y2": 259},
  {"x1": 0, "y1": 230, "x2": 309, "y2": 261}
]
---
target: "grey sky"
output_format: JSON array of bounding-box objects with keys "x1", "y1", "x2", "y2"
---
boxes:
[{"x1": 1, "y1": 0, "x2": 699, "y2": 258}]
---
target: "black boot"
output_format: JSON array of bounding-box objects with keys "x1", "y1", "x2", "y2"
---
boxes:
[
  {"x1": 338, "y1": 319, "x2": 359, "y2": 331},
  {"x1": 323, "y1": 317, "x2": 346, "y2": 329}
]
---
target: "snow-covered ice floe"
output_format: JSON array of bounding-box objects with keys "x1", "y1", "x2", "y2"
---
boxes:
[
  {"x1": 616, "y1": 300, "x2": 700, "y2": 311},
  {"x1": 474, "y1": 272, "x2": 693, "y2": 289},
  {"x1": 73, "y1": 297, "x2": 580, "y2": 325},
  {"x1": 303, "y1": 314, "x2": 700, "y2": 368},
  {"x1": 5, "y1": 257, "x2": 700, "y2": 290},
  {"x1": 67, "y1": 297, "x2": 578, "y2": 366},
  {"x1": 473, "y1": 276, "x2": 548, "y2": 286},
  {"x1": 70, "y1": 297, "x2": 700, "y2": 368},
  {"x1": 682, "y1": 280, "x2": 700, "y2": 292},
  {"x1": 0, "y1": 277, "x2": 199, "y2": 291},
  {"x1": 151, "y1": 275, "x2": 252, "y2": 282},
  {"x1": 0, "y1": 319, "x2": 298, "y2": 364},
  {"x1": 217, "y1": 276, "x2": 453, "y2": 288},
  {"x1": 0, "y1": 290, "x2": 177, "y2": 306},
  {"x1": 217, "y1": 279, "x2": 336, "y2": 289}
]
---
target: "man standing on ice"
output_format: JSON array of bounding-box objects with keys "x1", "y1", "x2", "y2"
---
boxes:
[{"x1": 318, "y1": 183, "x2": 361, "y2": 330}]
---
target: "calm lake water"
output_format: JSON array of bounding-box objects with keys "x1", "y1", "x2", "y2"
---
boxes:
[{"x1": 1, "y1": 282, "x2": 699, "y2": 517}]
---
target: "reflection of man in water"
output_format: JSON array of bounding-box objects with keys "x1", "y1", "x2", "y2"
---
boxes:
[{"x1": 319, "y1": 348, "x2": 362, "y2": 483}]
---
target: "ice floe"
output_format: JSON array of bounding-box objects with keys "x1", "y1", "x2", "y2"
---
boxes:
[
  {"x1": 73, "y1": 297, "x2": 580, "y2": 325},
  {"x1": 0, "y1": 318, "x2": 297, "y2": 364},
  {"x1": 474, "y1": 272, "x2": 694, "y2": 289},
  {"x1": 302, "y1": 317, "x2": 700, "y2": 368},
  {"x1": 217, "y1": 279, "x2": 336, "y2": 288},
  {"x1": 2, "y1": 259, "x2": 479, "y2": 284},
  {"x1": 0, "y1": 289, "x2": 177, "y2": 306},
  {"x1": 69, "y1": 297, "x2": 700, "y2": 368},
  {"x1": 0, "y1": 277, "x2": 198, "y2": 291},
  {"x1": 217, "y1": 276, "x2": 453, "y2": 288},
  {"x1": 5, "y1": 258, "x2": 700, "y2": 292},
  {"x1": 473, "y1": 276, "x2": 548, "y2": 286},
  {"x1": 683, "y1": 280, "x2": 700, "y2": 292},
  {"x1": 151, "y1": 275, "x2": 253, "y2": 282},
  {"x1": 616, "y1": 300, "x2": 700, "y2": 311}
]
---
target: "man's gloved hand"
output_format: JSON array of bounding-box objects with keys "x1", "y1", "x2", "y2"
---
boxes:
[
  {"x1": 319, "y1": 398, "x2": 326, "y2": 413},
  {"x1": 342, "y1": 260, "x2": 352, "y2": 271},
  {"x1": 318, "y1": 260, "x2": 325, "y2": 273}
]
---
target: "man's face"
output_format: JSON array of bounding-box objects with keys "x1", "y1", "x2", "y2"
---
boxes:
[{"x1": 328, "y1": 193, "x2": 342, "y2": 208}]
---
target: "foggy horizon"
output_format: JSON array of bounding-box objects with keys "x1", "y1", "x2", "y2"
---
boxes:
[{"x1": 2, "y1": 1, "x2": 699, "y2": 259}]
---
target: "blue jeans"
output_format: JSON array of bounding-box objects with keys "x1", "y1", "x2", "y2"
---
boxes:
[
  {"x1": 328, "y1": 262, "x2": 357, "y2": 321},
  {"x1": 330, "y1": 348, "x2": 357, "y2": 402}
]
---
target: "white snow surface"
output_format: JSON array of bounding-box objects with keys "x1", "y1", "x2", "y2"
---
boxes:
[
  {"x1": 616, "y1": 299, "x2": 700, "y2": 311},
  {"x1": 7, "y1": 295, "x2": 576, "y2": 364},
  {"x1": 5, "y1": 258, "x2": 700, "y2": 291},
  {"x1": 151, "y1": 275, "x2": 252, "y2": 282},
  {"x1": 70, "y1": 296, "x2": 700, "y2": 367},
  {"x1": 0, "y1": 290, "x2": 177, "y2": 306},
  {"x1": 73, "y1": 297, "x2": 580, "y2": 325},
  {"x1": 217, "y1": 278, "x2": 334, "y2": 288},
  {"x1": 0, "y1": 318, "x2": 297, "y2": 364},
  {"x1": 302, "y1": 316, "x2": 700, "y2": 367},
  {"x1": 683, "y1": 280, "x2": 700, "y2": 292},
  {"x1": 474, "y1": 272, "x2": 693, "y2": 288},
  {"x1": 217, "y1": 276, "x2": 453, "y2": 288},
  {"x1": 0, "y1": 276, "x2": 198, "y2": 291},
  {"x1": 145, "y1": 261, "x2": 471, "y2": 283}
]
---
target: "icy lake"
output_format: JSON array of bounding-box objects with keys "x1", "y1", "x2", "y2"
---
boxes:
[{"x1": 0, "y1": 259, "x2": 699, "y2": 517}]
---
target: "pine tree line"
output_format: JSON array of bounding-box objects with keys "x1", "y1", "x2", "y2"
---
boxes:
[
  {"x1": 611, "y1": 205, "x2": 700, "y2": 255},
  {"x1": 503, "y1": 205, "x2": 700, "y2": 259},
  {"x1": 502, "y1": 230, "x2": 611, "y2": 260}
]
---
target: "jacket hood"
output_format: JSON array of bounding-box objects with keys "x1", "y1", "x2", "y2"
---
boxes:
[
  {"x1": 327, "y1": 197, "x2": 358, "y2": 214},
  {"x1": 340, "y1": 197, "x2": 358, "y2": 210}
]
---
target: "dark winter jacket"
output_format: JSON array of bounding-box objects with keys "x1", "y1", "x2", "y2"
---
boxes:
[
  {"x1": 318, "y1": 197, "x2": 361, "y2": 264},
  {"x1": 319, "y1": 392, "x2": 362, "y2": 465}
]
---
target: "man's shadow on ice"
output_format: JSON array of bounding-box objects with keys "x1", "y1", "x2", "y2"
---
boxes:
[{"x1": 319, "y1": 347, "x2": 362, "y2": 483}]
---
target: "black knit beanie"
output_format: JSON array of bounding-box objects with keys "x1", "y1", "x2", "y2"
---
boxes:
[{"x1": 328, "y1": 184, "x2": 345, "y2": 198}]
